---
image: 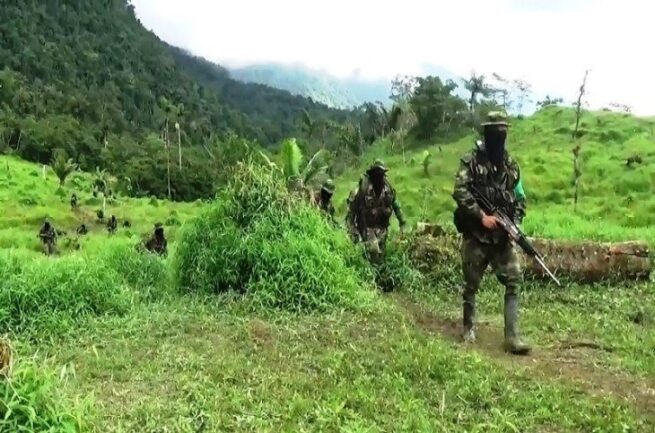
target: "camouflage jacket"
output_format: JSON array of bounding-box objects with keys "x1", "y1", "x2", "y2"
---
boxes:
[
  {"x1": 452, "y1": 141, "x2": 526, "y2": 243},
  {"x1": 350, "y1": 175, "x2": 406, "y2": 236},
  {"x1": 39, "y1": 226, "x2": 56, "y2": 242}
]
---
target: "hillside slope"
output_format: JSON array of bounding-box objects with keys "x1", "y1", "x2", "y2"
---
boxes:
[
  {"x1": 0, "y1": 1, "x2": 348, "y2": 163},
  {"x1": 334, "y1": 106, "x2": 655, "y2": 244}
]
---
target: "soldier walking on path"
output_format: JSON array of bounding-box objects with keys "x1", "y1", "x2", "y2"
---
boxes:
[
  {"x1": 38, "y1": 219, "x2": 57, "y2": 256},
  {"x1": 452, "y1": 111, "x2": 530, "y2": 355},
  {"x1": 348, "y1": 159, "x2": 406, "y2": 265}
]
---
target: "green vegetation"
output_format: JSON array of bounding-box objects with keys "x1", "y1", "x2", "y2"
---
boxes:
[
  {"x1": 334, "y1": 106, "x2": 655, "y2": 245},
  {"x1": 0, "y1": 1, "x2": 354, "y2": 200},
  {"x1": 1, "y1": 100, "x2": 653, "y2": 430},
  {"x1": 174, "y1": 163, "x2": 375, "y2": 311},
  {"x1": 0, "y1": 5, "x2": 653, "y2": 428},
  {"x1": 0, "y1": 357, "x2": 91, "y2": 433}
]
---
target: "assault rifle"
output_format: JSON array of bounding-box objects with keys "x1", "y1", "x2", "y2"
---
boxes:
[{"x1": 470, "y1": 185, "x2": 561, "y2": 286}]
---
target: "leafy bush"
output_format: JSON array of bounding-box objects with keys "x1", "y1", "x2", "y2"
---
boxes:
[
  {"x1": 0, "y1": 357, "x2": 91, "y2": 433},
  {"x1": 174, "y1": 162, "x2": 375, "y2": 312}
]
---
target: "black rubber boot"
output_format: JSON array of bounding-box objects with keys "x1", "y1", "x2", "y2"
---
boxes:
[
  {"x1": 462, "y1": 295, "x2": 476, "y2": 343},
  {"x1": 503, "y1": 293, "x2": 531, "y2": 355}
]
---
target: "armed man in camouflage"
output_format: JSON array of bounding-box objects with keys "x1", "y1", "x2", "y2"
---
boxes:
[
  {"x1": 143, "y1": 223, "x2": 167, "y2": 256},
  {"x1": 348, "y1": 159, "x2": 406, "y2": 264},
  {"x1": 311, "y1": 179, "x2": 336, "y2": 224},
  {"x1": 38, "y1": 219, "x2": 57, "y2": 256},
  {"x1": 107, "y1": 215, "x2": 118, "y2": 235},
  {"x1": 452, "y1": 111, "x2": 530, "y2": 355}
]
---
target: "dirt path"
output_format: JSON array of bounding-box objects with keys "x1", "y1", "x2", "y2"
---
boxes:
[{"x1": 395, "y1": 294, "x2": 655, "y2": 421}]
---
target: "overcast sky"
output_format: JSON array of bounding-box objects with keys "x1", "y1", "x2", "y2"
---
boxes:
[{"x1": 131, "y1": 0, "x2": 654, "y2": 115}]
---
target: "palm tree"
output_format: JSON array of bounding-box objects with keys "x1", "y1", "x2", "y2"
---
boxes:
[{"x1": 50, "y1": 149, "x2": 78, "y2": 186}]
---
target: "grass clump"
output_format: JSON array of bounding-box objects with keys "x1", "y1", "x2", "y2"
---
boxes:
[
  {"x1": 0, "y1": 357, "x2": 91, "y2": 433},
  {"x1": 0, "y1": 246, "x2": 144, "y2": 334},
  {"x1": 174, "y1": 162, "x2": 375, "y2": 312}
]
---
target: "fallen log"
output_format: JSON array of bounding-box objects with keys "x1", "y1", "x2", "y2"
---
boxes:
[
  {"x1": 410, "y1": 223, "x2": 652, "y2": 284},
  {"x1": 525, "y1": 238, "x2": 651, "y2": 283}
]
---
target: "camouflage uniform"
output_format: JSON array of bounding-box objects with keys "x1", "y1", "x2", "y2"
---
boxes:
[
  {"x1": 70, "y1": 194, "x2": 78, "y2": 210},
  {"x1": 143, "y1": 224, "x2": 167, "y2": 256},
  {"x1": 107, "y1": 215, "x2": 118, "y2": 235},
  {"x1": 38, "y1": 220, "x2": 57, "y2": 256},
  {"x1": 452, "y1": 111, "x2": 530, "y2": 355},
  {"x1": 312, "y1": 179, "x2": 336, "y2": 224},
  {"x1": 349, "y1": 160, "x2": 406, "y2": 265},
  {"x1": 345, "y1": 188, "x2": 360, "y2": 242}
]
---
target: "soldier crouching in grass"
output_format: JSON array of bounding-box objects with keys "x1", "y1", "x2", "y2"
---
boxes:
[{"x1": 452, "y1": 111, "x2": 531, "y2": 355}]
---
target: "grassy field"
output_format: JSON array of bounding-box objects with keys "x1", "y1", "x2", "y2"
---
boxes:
[
  {"x1": 333, "y1": 106, "x2": 655, "y2": 245},
  {"x1": 1, "y1": 106, "x2": 654, "y2": 432}
]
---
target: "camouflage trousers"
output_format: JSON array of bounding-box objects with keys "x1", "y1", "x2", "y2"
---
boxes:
[
  {"x1": 460, "y1": 235, "x2": 522, "y2": 300},
  {"x1": 363, "y1": 227, "x2": 388, "y2": 265}
]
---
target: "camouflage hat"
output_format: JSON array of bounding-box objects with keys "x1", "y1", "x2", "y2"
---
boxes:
[
  {"x1": 321, "y1": 179, "x2": 336, "y2": 194},
  {"x1": 368, "y1": 159, "x2": 388, "y2": 173},
  {"x1": 481, "y1": 111, "x2": 510, "y2": 127}
]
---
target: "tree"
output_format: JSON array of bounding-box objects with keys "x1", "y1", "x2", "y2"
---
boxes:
[
  {"x1": 462, "y1": 72, "x2": 492, "y2": 111},
  {"x1": 491, "y1": 73, "x2": 512, "y2": 111},
  {"x1": 50, "y1": 149, "x2": 77, "y2": 186},
  {"x1": 537, "y1": 96, "x2": 564, "y2": 109},
  {"x1": 390, "y1": 75, "x2": 418, "y2": 104},
  {"x1": 608, "y1": 102, "x2": 632, "y2": 113},
  {"x1": 572, "y1": 70, "x2": 589, "y2": 140},
  {"x1": 513, "y1": 79, "x2": 532, "y2": 114},
  {"x1": 410, "y1": 76, "x2": 467, "y2": 139},
  {"x1": 572, "y1": 70, "x2": 590, "y2": 211}
]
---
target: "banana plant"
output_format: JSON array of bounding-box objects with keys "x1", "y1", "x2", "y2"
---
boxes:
[{"x1": 279, "y1": 138, "x2": 329, "y2": 191}]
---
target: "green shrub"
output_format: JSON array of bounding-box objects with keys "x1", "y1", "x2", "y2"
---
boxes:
[
  {"x1": 174, "y1": 162, "x2": 375, "y2": 312},
  {"x1": 97, "y1": 239, "x2": 169, "y2": 301},
  {"x1": 0, "y1": 250, "x2": 134, "y2": 333},
  {"x1": 0, "y1": 357, "x2": 91, "y2": 432}
]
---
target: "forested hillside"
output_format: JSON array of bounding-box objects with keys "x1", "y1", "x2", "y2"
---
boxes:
[{"x1": 0, "y1": 0, "x2": 351, "y2": 200}]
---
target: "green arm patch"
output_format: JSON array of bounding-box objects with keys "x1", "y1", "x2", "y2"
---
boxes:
[{"x1": 514, "y1": 179, "x2": 526, "y2": 201}]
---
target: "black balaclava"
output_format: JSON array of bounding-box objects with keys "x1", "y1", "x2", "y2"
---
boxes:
[
  {"x1": 484, "y1": 126, "x2": 507, "y2": 166},
  {"x1": 320, "y1": 189, "x2": 332, "y2": 203},
  {"x1": 369, "y1": 169, "x2": 386, "y2": 193}
]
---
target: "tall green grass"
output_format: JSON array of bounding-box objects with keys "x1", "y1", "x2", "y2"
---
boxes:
[
  {"x1": 0, "y1": 357, "x2": 91, "y2": 433},
  {"x1": 0, "y1": 240, "x2": 168, "y2": 335},
  {"x1": 174, "y1": 162, "x2": 376, "y2": 311}
]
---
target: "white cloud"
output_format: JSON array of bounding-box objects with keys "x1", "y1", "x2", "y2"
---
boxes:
[{"x1": 131, "y1": 0, "x2": 654, "y2": 115}]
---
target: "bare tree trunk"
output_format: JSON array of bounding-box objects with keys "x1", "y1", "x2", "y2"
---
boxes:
[
  {"x1": 572, "y1": 70, "x2": 589, "y2": 140},
  {"x1": 165, "y1": 120, "x2": 171, "y2": 200},
  {"x1": 176, "y1": 122, "x2": 182, "y2": 169},
  {"x1": 572, "y1": 144, "x2": 581, "y2": 211},
  {"x1": 572, "y1": 70, "x2": 589, "y2": 210},
  {"x1": 15, "y1": 130, "x2": 22, "y2": 151}
]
